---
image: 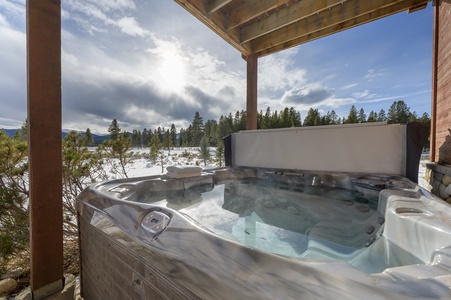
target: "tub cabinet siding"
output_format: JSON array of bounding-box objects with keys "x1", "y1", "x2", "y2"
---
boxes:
[
  {"x1": 433, "y1": 0, "x2": 451, "y2": 164},
  {"x1": 78, "y1": 215, "x2": 201, "y2": 300}
]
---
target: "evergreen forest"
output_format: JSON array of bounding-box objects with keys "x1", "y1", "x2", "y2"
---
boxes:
[{"x1": 106, "y1": 100, "x2": 430, "y2": 150}]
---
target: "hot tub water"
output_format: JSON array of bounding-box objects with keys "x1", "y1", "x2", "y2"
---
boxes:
[{"x1": 136, "y1": 176, "x2": 418, "y2": 274}]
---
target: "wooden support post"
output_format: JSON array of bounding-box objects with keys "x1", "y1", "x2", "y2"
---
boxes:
[
  {"x1": 430, "y1": 0, "x2": 439, "y2": 162},
  {"x1": 246, "y1": 54, "x2": 258, "y2": 130},
  {"x1": 27, "y1": 1, "x2": 64, "y2": 299}
]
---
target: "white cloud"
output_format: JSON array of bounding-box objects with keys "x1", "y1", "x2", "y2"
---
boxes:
[
  {"x1": 0, "y1": 14, "x2": 8, "y2": 27},
  {"x1": 0, "y1": 1, "x2": 25, "y2": 22},
  {"x1": 359, "y1": 89, "x2": 431, "y2": 104},
  {"x1": 59, "y1": 23, "x2": 247, "y2": 133},
  {"x1": 86, "y1": 0, "x2": 136, "y2": 12},
  {"x1": 365, "y1": 69, "x2": 385, "y2": 81},
  {"x1": 282, "y1": 84, "x2": 333, "y2": 106},
  {"x1": 321, "y1": 97, "x2": 356, "y2": 108},
  {"x1": 342, "y1": 83, "x2": 359, "y2": 90},
  {"x1": 0, "y1": 23, "x2": 26, "y2": 123},
  {"x1": 259, "y1": 50, "x2": 307, "y2": 92},
  {"x1": 352, "y1": 90, "x2": 370, "y2": 98},
  {"x1": 117, "y1": 16, "x2": 149, "y2": 37},
  {"x1": 63, "y1": 0, "x2": 140, "y2": 37}
]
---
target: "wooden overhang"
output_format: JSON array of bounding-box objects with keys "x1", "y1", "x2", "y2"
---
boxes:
[
  {"x1": 175, "y1": 0, "x2": 432, "y2": 130},
  {"x1": 174, "y1": 0, "x2": 431, "y2": 58}
]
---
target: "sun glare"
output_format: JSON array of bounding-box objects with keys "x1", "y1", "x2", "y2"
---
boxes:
[{"x1": 159, "y1": 54, "x2": 186, "y2": 93}]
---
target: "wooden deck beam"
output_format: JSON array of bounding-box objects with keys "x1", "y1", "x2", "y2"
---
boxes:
[{"x1": 27, "y1": 0, "x2": 64, "y2": 298}]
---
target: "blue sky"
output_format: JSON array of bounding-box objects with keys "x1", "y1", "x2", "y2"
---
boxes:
[{"x1": 0, "y1": 1, "x2": 433, "y2": 134}]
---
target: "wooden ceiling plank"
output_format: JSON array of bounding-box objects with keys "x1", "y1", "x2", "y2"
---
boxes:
[
  {"x1": 175, "y1": 0, "x2": 252, "y2": 55},
  {"x1": 241, "y1": 0, "x2": 347, "y2": 43},
  {"x1": 227, "y1": 0, "x2": 288, "y2": 30},
  {"x1": 255, "y1": 0, "x2": 431, "y2": 57},
  {"x1": 251, "y1": 0, "x2": 423, "y2": 54},
  {"x1": 208, "y1": 0, "x2": 232, "y2": 14}
]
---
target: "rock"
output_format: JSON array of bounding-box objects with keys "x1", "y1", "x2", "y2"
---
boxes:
[
  {"x1": 428, "y1": 172, "x2": 435, "y2": 184},
  {"x1": 446, "y1": 197, "x2": 451, "y2": 205},
  {"x1": 0, "y1": 278, "x2": 18, "y2": 296},
  {"x1": 439, "y1": 183, "x2": 450, "y2": 200},
  {"x1": 74, "y1": 276, "x2": 82, "y2": 300},
  {"x1": 446, "y1": 183, "x2": 451, "y2": 195},
  {"x1": 443, "y1": 175, "x2": 451, "y2": 186},
  {"x1": 434, "y1": 171, "x2": 444, "y2": 182},
  {"x1": 14, "y1": 274, "x2": 77, "y2": 300},
  {"x1": 432, "y1": 179, "x2": 441, "y2": 196},
  {"x1": 14, "y1": 287, "x2": 30, "y2": 300},
  {"x1": 0, "y1": 269, "x2": 26, "y2": 280}
]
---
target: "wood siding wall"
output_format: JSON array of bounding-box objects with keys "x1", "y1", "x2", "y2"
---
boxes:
[{"x1": 434, "y1": 0, "x2": 451, "y2": 164}]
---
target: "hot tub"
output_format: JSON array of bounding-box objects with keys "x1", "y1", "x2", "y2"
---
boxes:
[{"x1": 76, "y1": 167, "x2": 451, "y2": 299}]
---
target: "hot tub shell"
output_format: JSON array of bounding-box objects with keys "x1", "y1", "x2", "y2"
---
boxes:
[
  {"x1": 77, "y1": 167, "x2": 451, "y2": 299},
  {"x1": 77, "y1": 123, "x2": 450, "y2": 299}
]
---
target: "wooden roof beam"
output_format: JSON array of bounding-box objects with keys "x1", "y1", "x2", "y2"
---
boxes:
[
  {"x1": 240, "y1": 0, "x2": 348, "y2": 43},
  {"x1": 250, "y1": 0, "x2": 427, "y2": 55},
  {"x1": 254, "y1": 0, "x2": 431, "y2": 57},
  {"x1": 408, "y1": 2, "x2": 428, "y2": 13},
  {"x1": 175, "y1": 0, "x2": 252, "y2": 55},
  {"x1": 208, "y1": 0, "x2": 232, "y2": 14},
  {"x1": 227, "y1": 0, "x2": 288, "y2": 30}
]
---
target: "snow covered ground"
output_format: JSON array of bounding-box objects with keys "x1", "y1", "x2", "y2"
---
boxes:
[{"x1": 117, "y1": 147, "x2": 219, "y2": 179}]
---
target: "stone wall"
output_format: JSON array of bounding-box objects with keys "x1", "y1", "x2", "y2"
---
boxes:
[{"x1": 426, "y1": 163, "x2": 451, "y2": 204}]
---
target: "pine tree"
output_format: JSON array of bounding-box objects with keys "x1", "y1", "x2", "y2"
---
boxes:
[
  {"x1": 149, "y1": 133, "x2": 161, "y2": 164},
  {"x1": 85, "y1": 128, "x2": 95, "y2": 146},
  {"x1": 142, "y1": 128, "x2": 149, "y2": 147},
  {"x1": 263, "y1": 107, "x2": 271, "y2": 129},
  {"x1": 271, "y1": 110, "x2": 279, "y2": 128},
  {"x1": 329, "y1": 110, "x2": 338, "y2": 124},
  {"x1": 62, "y1": 131, "x2": 108, "y2": 236},
  {"x1": 419, "y1": 112, "x2": 430, "y2": 124},
  {"x1": 108, "y1": 119, "x2": 120, "y2": 140},
  {"x1": 170, "y1": 124, "x2": 177, "y2": 147},
  {"x1": 198, "y1": 135, "x2": 211, "y2": 166},
  {"x1": 102, "y1": 120, "x2": 131, "y2": 178},
  {"x1": 345, "y1": 105, "x2": 359, "y2": 124},
  {"x1": 280, "y1": 107, "x2": 291, "y2": 128},
  {"x1": 303, "y1": 108, "x2": 320, "y2": 126},
  {"x1": 387, "y1": 100, "x2": 411, "y2": 124},
  {"x1": 289, "y1": 107, "x2": 302, "y2": 127},
  {"x1": 409, "y1": 111, "x2": 418, "y2": 123},
  {"x1": 239, "y1": 110, "x2": 247, "y2": 131},
  {"x1": 179, "y1": 128, "x2": 186, "y2": 147},
  {"x1": 216, "y1": 140, "x2": 224, "y2": 167},
  {"x1": 218, "y1": 115, "x2": 233, "y2": 141},
  {"x1": 367, "y1": 111, "x2": 378, "y2": 122},
  {"x1": 163, "y1": 129, "x2": 172, "y2": 153},
  {"x1": 233, "y1": 111, "x2": 241, "y2": 131},
  {"x1": 191, "y1": 112, "x2": 204, "y2": 146},
  {"x1": 157, "y1": 126, "x2": 163, "y2": 143},
  {"x1": 0, "y1": 130, "x2": 29, "y2": 270},
  {"x1": 377, "y1": 109, "x2": 386, "y2": 122},
  {"x1": 358, "y1": 108, "x2": 366, "y2": 123}
]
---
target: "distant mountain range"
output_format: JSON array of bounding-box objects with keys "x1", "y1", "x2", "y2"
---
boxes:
[{"x1": 1, "y1": 128, "x2": 110, "y2": 145}]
